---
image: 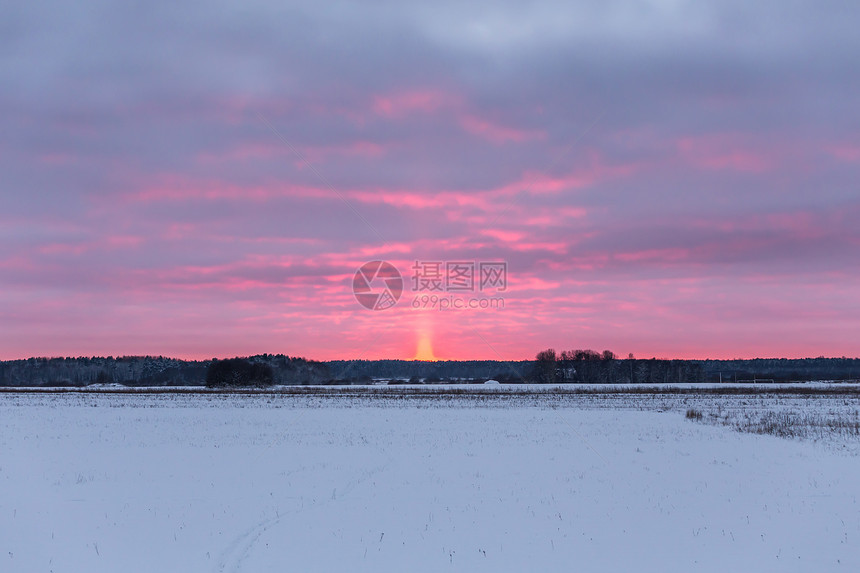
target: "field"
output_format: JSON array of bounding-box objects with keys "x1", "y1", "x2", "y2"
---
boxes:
[{"x1": 2, "y1": 386, "x2": 859, "y2": 572}]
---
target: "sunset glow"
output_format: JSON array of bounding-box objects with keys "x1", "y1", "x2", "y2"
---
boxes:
[
  {"x1": 413, "y1": 334, "x2": 437, "y2": 362},
  {"x1": 1, "y1": 2, "x2": 859, "y2": 360}
]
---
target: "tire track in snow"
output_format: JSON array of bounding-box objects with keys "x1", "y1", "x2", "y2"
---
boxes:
[{"x1": 215, "y1": 462, "x2": 390, "y2": 573}]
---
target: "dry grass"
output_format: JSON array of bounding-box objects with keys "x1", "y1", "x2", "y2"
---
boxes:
[
  {"x1": 685, "y1": 408, "x2": 703, "y2": 421},
  {"x1": 687, "y1": 407, "x2": 860, "y2": 440},
  {"x1": 4, "y1": 383, "x2": 860, "y2": 398}
]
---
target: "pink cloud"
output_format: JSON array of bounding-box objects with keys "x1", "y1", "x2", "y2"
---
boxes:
[
  {"x1": 480, "y1": 229, "x2": 527, "y2": 242},
  {"x1": 677, "y1": 134, "x2": 773, "y2": 172},
  {"x1": 118, "y1": 153, "x2": 633, "y2": 221},
  {"x1": 615, "y1": 247, "x2": 693, "y2": 264},
  {"x1": 197, "y1": 140, "x2": 388, "y2": 165},
  {"x1": 127, "y1": 180, "x2": 278, "y2": 203},
  {"x1": 104, "y1": 235, "x2": 145, "y2": 249},
  {"x1": 522, "y1": 207, "x2": 588, "y2": 226},
  {"x1": 498, "y1": 154, "x2": 640, "y2": 196},
  {"x1": 689, "y1": 209, "x2": 829, "y2": 242},
  {"x1": 511, "y1": 276, "x2": 562, "y2": 291},
  {"x1": 196, "y1": 142, "x2": 288, "y2": 164},
  {"x1": 372, "y1": 89, "x2": 456, "y2": 118},
  {"x1": 355, "y1": 242, "x2": 415, "y2": 256},
  {"x1": 508, "y1": 241, "x2": 569, "y2": 254},
  {"x1": 122, "y1": 176, "x2": 347, "y2": 204},
  {"x1": 829, "y1": 143, "x2": 860, "y2": 162},
  {"x1": 40, "y1": 152, "x2": 75, "y2": 165},
  {"x1": 459, "y1": 114, "x2": 546, "y2": 144},
  {"x1": 35, "y1": 235, "x2": 145, "y2": 257}
]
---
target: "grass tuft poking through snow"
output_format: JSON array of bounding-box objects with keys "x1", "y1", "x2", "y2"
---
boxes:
[{"x1": 690, "y1": 407, "x2": 860, "y2": 440}]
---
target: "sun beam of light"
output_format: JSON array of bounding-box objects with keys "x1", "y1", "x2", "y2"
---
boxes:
[{"x1": 413, "y1": 330, "x2": 437, "y2": 361}]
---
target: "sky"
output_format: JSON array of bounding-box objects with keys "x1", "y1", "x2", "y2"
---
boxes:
[{"x1": 1, "y1": 0, "x2": 859, "y2": 361}]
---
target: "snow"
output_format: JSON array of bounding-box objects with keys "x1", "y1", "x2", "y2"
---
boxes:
[
  {"x1": 1, "y1": 390, "x2": 859, "y2": 572},
  {"x1": 83, "y1": 383, "x2": 128, "y2": 390}
]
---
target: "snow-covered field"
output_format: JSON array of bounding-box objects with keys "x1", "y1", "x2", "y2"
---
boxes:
[{"x1": 2, "y1": 390, "x2": 859, "y2": 572}]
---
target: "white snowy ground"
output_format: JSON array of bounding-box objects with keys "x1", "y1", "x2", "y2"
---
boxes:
[{"x1": 1, "y1": 391, "x2": 859, "y2": 573}]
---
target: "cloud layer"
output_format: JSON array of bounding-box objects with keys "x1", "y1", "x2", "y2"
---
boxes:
[{"x1": 2, "y1": 1, "x2": 859, "y2": 359}]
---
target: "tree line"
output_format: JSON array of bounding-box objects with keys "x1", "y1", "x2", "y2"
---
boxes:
[
  {"x1": 0, "y1": 355, "x2": 328, "y2": 387},
  {"x1": 1, "y1": 352, "x2": 858, "y2": 387},
  {"x1": 531, "y1": 349, "x2": 860, "y2": 384}
]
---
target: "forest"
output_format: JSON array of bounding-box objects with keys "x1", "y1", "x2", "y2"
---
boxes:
[{"x1": 1, "y1": 352, "x2": 859, "y2": 387}]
